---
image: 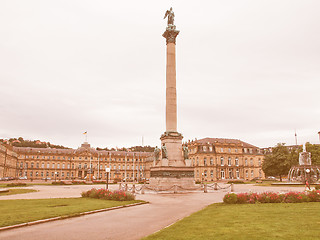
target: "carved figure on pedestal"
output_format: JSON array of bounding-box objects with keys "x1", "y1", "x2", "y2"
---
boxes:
[
  {"x1": 164, "y1": 7, "x2": 175, "y2": 26},
  {"x1": 154, "y1": 146, "x2": 160, "y2": 161},
  {"x1": 183, "y1": 146, "x2": 189, "y2": 160},
  {"x1": 161, "y1": 145, "x2": 168, "y2": 159}
]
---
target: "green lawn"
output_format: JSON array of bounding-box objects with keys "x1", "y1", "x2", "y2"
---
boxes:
[
  {"x1": 144, "y1": 202, "x2": 320, "y2": 240},
  {"x1": 0, "y1": 189, "x2": 37, "y2": 196},
  {"x1": 0, "y1": 198, "x2": 143, "y2": 227}
]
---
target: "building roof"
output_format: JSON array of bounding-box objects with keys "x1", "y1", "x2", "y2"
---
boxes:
[{"x1": 193, "y1": 138, "x2": 258, "y2": 148}]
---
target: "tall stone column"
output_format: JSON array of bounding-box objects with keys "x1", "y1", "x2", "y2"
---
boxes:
[
  {"x1": 161, "y1": 25, "x2": 184, "y2": 166},
  {"x1": 164, "y1": 33, "x2": 178, "y2": 132},
  {"x1": 149, "y1": 9, "x2": 194, "y2": 190}
]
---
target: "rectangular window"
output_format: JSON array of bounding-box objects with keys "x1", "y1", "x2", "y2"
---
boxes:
[
  {"x1": 221, "y1": 170, "x2": 225, "y2": 179},
  {"x1": 220, "y1": 157, "x2": 224, "y2": 166},
  {"x1": 228, "y1": 157, "x2": 232, "y2": 166},
  {"x1": 235, "y1": 157, "x2": 239, "y2": 166}
]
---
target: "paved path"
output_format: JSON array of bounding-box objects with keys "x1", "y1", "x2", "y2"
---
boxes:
[{"x1": 0, "y1": 184, "x2": 307, "y2": 240}]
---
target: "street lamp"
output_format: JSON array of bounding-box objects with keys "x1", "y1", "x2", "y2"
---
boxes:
[{"x1": 105, "y1": 167, "x2": 110, "y2": 190}]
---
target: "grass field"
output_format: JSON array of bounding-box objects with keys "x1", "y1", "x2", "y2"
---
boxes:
[
  {"x1": 143, "y1": 202, "x2": 320, "y2": 240},
  {"x1": 0, "y1": 198, "x2": 143, "y2": 227},
  {"x1": 0, "y1": 189, "x2": 37, "y2": 196}
]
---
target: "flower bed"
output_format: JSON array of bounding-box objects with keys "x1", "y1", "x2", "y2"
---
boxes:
[
  {"x1": 223, "y1": 190, "x2": 320, "y2": 204},
  {"x1": 81, "y1": 188, "x2": 135, "y2": 201}
]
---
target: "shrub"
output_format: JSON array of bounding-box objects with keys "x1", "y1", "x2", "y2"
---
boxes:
[
  {"x1": 223, "y1": 193, "x2": 238, "y2": 204},
  {"x1": 222, "y1": 190, "x2": 320, "y2": 204},
  {"x1": 237, "y1": 193, "x2": 249, "y2": 204},
  {"x1": 227, "y1": 180, "x2": 245, "y2": 184},
  {"x1": 81, "y1": 188, "x2": 135, "y2": 201},
  {"x1": 93, "y1": 180, "x2": 106, "y2": 184},
  {"x1": 72, "y1": 180, "x2": 86, "y2": 185},
  {"x1": 6, "y1": 183, "x2": 27, "y2": 187},
  {"x1": 307, "y1": 190, "x2": 320, "y2": 202},
  {"x1": 52, "y1": 181, "x2": 66, "y2": 185},
  {"x1": 283, "y1": 192, "x2": 305, "y2": 203},
  {"x1": 315, "y1": 185, "x2": 320, "y2": 190}
]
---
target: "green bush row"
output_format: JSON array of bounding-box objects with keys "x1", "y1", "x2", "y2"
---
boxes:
[{"x1": 223, "y1": 190, "x2": 320, "y2": 204}]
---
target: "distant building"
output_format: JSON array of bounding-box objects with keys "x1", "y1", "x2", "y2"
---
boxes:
[
  {"x1": 14, "y1": 142, "x2": 152, "y2": 181},
  {"x1": 186, "y1": 138, "x2": 265, "y2": 181},
  {"x1": 0, "y1": 143, "x2": 18, "y2": 178},
  {"x1": 1, "y1": 138, "x2": 266, "y2": 182}
]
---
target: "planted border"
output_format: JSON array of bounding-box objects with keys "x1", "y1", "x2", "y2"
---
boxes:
[
  {"x1": 81, "y1": 188, "x2": 135, "y2": 201},
  {"x1": 223, "y1": 190, "x2": 320, "y2": 204}
]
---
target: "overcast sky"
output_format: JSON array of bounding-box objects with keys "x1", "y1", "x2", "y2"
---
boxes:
[{"x1": 0, "y1": 0, "x2": 319, "y2": 149}]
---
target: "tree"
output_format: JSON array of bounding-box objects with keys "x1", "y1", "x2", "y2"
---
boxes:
[
  {"x1": 262, "y1": 143, "x2": 297, "y2": 181},
  {"x1": 306, "y1": 142, "x2": 320, "y2": 165}
]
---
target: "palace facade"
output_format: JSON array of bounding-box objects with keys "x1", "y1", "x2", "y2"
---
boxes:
[
  {"x1": 0, "y1": 144, "x2": 18, "y2": 178},
  {"x1": 187, "y1": 138, "x2": 265, "y2": 182},
  {"x1": 1, "y1": 137, "x2": 265, "y2": 182},
  {"x1": 13, "y1": 142, "x2": 152, "y2": 182}
]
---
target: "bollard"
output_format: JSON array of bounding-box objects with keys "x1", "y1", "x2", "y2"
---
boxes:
[
  {"x1": 132, "y1": 184, "x2": 135, "y2": 194},
  {"x1": 204, "y1": 184, "x2": 207, "y2": 193},
  {"x1": 174, "y1": 185, "x2": 178, "y2": 194},
  {"x1": 231, "y1": 183, "x2": 234, "y2": 192},
  {"x1": 141, "y1": 185, "x2": 145, "y2": 194},
  {"x1": 214, "y1": 182, "x2": 218, "y2": 190}
]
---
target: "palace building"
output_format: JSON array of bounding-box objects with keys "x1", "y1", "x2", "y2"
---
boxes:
[
  {"x1": 186, "y1": 138, "x2": 265, "y2": 182},
  {"x1": 0, "y1": 144, "x2": 18, "y2": 179},
  {"x1": 13, "y1": 142, "x2": 152, "y2": 182},
  {"x1": 1, "y1": 138, "x2": 265, "y2": 182}
]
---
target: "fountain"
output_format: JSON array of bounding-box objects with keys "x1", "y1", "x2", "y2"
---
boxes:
[{"x1": 288, "y1": 144, "x2": 320, "y2": 183}]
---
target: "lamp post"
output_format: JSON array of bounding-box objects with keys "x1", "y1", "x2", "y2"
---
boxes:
[
  {"x1": 98, "y1": 152, "x2": 100, "y2": 180},
  {"x1": 105, "y1": 167, "x2": 110, "y2": 190}
]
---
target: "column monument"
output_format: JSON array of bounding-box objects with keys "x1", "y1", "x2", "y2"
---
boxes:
[{"x1": 149, "y1": 8, "x2": 194, "y2": 190}]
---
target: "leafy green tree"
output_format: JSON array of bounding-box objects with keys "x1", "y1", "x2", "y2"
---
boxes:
[
  {"x1": 262, "y1": 143, "x2": 297, "y2": 181},
  {"x1": 306, "y1": 142, "x2": 320, "y2": 165}
]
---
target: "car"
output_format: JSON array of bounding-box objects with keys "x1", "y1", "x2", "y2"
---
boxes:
[
  {"x1": 267, "y1": 176, "x2": 276, "y2": 180},
  {"x1": 19, "y1": 176, "x2": 28, "y2": 180}
]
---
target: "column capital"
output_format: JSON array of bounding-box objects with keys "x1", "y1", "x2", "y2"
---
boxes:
[{"x1": 162, "y1": 25, "x2": 180, "y2": 44}]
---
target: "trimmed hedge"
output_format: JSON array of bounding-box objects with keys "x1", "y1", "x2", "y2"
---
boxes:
[{"x1": 223, "y1": 190, "x2": 320, "y2": 204}]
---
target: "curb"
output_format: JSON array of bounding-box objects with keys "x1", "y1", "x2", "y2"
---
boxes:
[{"x1": 0, "y1": 201, "x2": 148, "y2": 232}]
